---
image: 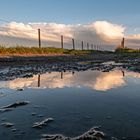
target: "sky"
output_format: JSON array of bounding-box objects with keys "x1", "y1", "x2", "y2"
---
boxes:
[{"x1": 0, "y1": 0, "x2": 140, "y2": 49}]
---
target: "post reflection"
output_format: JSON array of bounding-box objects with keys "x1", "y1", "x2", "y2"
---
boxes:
[
  {"x1": 61, "y1": 72, "x2": 63, "y2": 79},
  {"x1": 37, "y1": 71, "x2": 75, "y2": 87},
  {"x1": 122, "y1": 71, "x2": 125, "y2": 77},
  {"x1": 38, "y1": 74, "x2": 41, "y2": 87},
  {"x1": 0, "y1": 70, "x2": 140, "y2": 91},
  {"x1": 72, "y1": 71, "x2": 75, "y2": 75}
]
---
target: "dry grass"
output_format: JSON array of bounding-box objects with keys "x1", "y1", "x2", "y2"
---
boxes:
[{"x1": 0, "y1": 45, "x2": 95, "y2": 56}]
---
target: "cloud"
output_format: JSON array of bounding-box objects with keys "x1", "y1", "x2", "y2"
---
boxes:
[
  {"x1": 0, "y1": 70, "x2": 124, "y2": 91},
  {"x1": 0, "y1": 22, "x2": 37, "y2": 39},
  {"x1": 94, "y1": 71, "x2": 125, "y2": 91},
  {"x1": 0, "y1": 21, "x2": 140, "y2": 49},
  {"x1": 0, "y1": 22, "x2": 73, "y2": 43},
  {"x1": 93, "y1": 21, "x2": 125, "y2": 41},
  {"x1": 1, "y1": 70, "x2": 140, "y2": 91}
]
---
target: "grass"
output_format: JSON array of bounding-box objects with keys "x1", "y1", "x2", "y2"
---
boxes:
[
  {"x1": 0, "y1": 45, "x2": 97, "y2": 56},
  {"x1": 0, "y1": 45, "x2": 139, "y2": 57},
  {"x1": 115, "y1": 47, "x2": 140, "y2": 53}
]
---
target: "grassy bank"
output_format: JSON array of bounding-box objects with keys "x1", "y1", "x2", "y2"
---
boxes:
[
  {"x1": 0, "y1": 46, "x2": 97, "y2": 56},
  {"x1": 0, "y1": 46, "x2": 140, "y2": 57},
  {"x1": 115, "y1": 48, "x2": 140, "y2": 53}
]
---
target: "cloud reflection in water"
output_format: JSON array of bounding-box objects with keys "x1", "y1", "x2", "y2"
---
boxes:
[{"x1": 0, "y1": 70, "x2": 140, "y2": 91}]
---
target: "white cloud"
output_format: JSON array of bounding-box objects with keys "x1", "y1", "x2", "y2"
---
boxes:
[
  {"x1": 127, "y1": 34, "x2": 140, "y2": 40},
  {"x1": 0, "y1": 21, "x2": 124, "y2": 43},
  {"x1": 0, "y1": 22, "x2": 37, "y2": 39},
  {"x1": 93, "y1": 21, "x2": 125, "y2": 41},
  {"x1": 1, "y1": 70, "x2": 140, "y2": 91},
  {"x1": 94, "y1": 71, "x2": 125, "y2": 91},
  {"x1": 0, "y1": 21, "x2": 140, "y2": 49},
  {"x1": 0, "y1": 22, "x2": 75, "y2": 42}
]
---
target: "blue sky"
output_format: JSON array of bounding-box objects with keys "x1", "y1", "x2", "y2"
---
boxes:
[{"x1": 0, "y1": 0, "x2": 140, "y2": 27}]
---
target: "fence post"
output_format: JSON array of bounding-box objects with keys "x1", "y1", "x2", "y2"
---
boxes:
[
  {"x1": 61, "y1": 35, "x2": 64, "y2": 49},
  {"x1": 87, "y1": 43, "x2": 89, "y2": 50},
  {"x1": 81, "y1": 41, "x2": 84, "y2": 51},
  {"x1": 38, "y1": 29, "x2": 41, "y2": 48},
  {"x1": 72, "y1": 38, "x2": 75, "y2": 50}
]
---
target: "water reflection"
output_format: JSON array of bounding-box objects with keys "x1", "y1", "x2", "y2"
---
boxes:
[
  {"x1": 0, "y1": 70, "x2": 140, "y2": 91},
  {"x1": 38, "y1": 74, "x2": 41, "y2": 87},
  {"x1": 94, "y1": 70, "x2": 125, "y2": 91}
]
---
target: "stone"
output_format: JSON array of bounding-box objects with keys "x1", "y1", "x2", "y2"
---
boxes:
[
  {"x1": 33, "y1": 118, "x2": 54, "y2": 129},
  {"x1": 40, "y1": 127, "x2": 106, "y2": 140},
  {"x1": 2, "y1": 101, "x2": 30, "y2": 109},
  {"x1": 1, "y1": 122, "x2": 14, "y2": 128},
  {"x1": 31, "y1": 112, "x2": 37, "y2": 116},
  {"x1": 11, "y1": 128, "x2": 17, "y2": 132}
]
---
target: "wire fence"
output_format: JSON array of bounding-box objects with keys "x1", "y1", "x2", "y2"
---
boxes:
[{"x1": 0, "y1": 18, "x2": 124, "y2": 51}]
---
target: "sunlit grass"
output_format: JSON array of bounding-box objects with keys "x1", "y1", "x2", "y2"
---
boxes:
[
  {"x1": 0, "y1": 45, "x2": 97, "y2": 56},
  {"x1": 0, "y1": 45, "x2": 139, "y2": 56},
  {"x1": 115, "y1": 48, "x2": 140, "y2": 53}
]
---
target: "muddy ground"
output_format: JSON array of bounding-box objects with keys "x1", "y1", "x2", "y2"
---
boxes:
[
  {"x1": 0, "y1": 53, "x2": 139, "y2": 65},
  {"x1": 0, "y1": 53, "x2": 139, "y2": 81}
]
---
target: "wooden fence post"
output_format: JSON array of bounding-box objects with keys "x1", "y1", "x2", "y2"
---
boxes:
[
  {"x1": 87, "y1": 43, "x2": 89, "y2": 50},
  {"x1": 61, "y1": 35, "x2": 64, "y2": 49},
  {"x1": 38, "y1": 29, "x2": 41, "y2": 48},
  {"x1": 72, "y1": 38, "x2": 75, "y2": 50},
  {"x1": 81, "y1": 41, "x2": 84, "y2": 51}
]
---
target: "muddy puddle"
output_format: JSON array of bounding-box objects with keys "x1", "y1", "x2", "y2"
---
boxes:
[{"x1": 0, "y1": 62, "x2": 140, "y2": 140}]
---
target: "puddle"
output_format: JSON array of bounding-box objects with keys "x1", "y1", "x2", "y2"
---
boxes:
[{"x1": 0, "y1": 63, "x2": 140, "y2": 140}]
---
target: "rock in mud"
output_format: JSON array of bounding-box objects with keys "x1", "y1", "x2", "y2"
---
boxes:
[
  {"x1": 1, "y1": 122, "x2": 14, "y2": 128},
  {"x1": 2, "y1": 101, "x2": 30, "y2": 109},
  {"x1": 75, "y1": 127, "x2": 105, "y2": 140},
  {"x1": 41, "y1": 127, "x2": 106, "y2": 140},
  {"x1": 31, "y1": 112, "x2": 37, "y2": 116},
  {"x1": 33, "y1": 118, "x2": 54, "y2": 129},
  {"x1": 41, "y1": 134, "x2": 69, "y2": 140},
  {"x1": 11, "y1": 128, "x2": 17, "y2": 132},
  {"x1": 0, "y1": 108, "x2": 12, "y2": 113},
  {"x1": 17, "y1": 88, "x2": 24, "y2": 91},
  {"x1": 22, "y1": 73, "x2": 33, "y2": 78}
]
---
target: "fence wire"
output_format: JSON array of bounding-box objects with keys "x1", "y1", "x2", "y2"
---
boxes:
[{"x1": 0, "y1": 19, "x2": 125, "y2": 51}]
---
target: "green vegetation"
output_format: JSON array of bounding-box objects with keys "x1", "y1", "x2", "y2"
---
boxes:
[
  {"x1": 115, "y1": 47, "x2": 140, "y2": 53},
  {"x1": 114, "y1": 47, "x2": 140, "y2": 62},
  {"x1": 0, "y1": 45, "x2": 96, "y2": 56},
  {"x1": 0, "y1": 45, "x2": 139, "y2": 56}
]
